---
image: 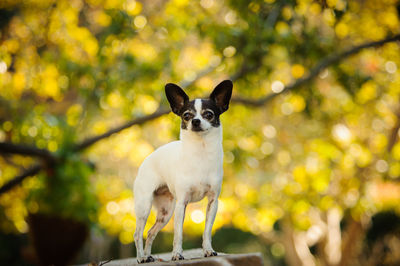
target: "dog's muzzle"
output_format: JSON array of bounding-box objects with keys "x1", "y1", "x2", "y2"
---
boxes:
[{"x1": 191, "y1": 119, "x2": 203, "y2": 131}]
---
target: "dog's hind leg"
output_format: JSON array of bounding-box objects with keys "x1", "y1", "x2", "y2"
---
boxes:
[
  {"x1": 134, "y1": 198, "x2": 152, "y2": 263},
  {"x1": 144, "y1": 187, "x2": 175, "y2": 257},
  {"x1": 134, "y1": 177, "x2": 154, "y2": 263}
]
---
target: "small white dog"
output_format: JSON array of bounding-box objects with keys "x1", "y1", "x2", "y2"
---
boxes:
[{"x1": 133, "y1": 80, "x2": 233, "y2": 263}]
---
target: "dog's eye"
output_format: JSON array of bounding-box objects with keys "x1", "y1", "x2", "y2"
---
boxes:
[
  {"x1": 203, "y1": 111, "x2": 214, "y2": 120},
  {"x1": 183, "y1": 112, "x2": 192, "y2": 121}
]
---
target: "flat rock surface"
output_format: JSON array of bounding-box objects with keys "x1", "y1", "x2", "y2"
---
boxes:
[{"x1": 82, "y1": 249, "x2": 264, "y2": 266}]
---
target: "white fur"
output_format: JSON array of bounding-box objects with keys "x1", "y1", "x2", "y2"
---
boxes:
[
  {"x1": 194, "y1": 99, "x2": 202, "y2": 115},
  {"x1": 133, "y1": 98, "x2": 223, "y2": 262}
]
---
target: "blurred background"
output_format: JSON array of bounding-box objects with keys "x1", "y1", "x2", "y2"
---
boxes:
[{"x1": 1, "y1": 0, "x2": 400, "y2": 265}]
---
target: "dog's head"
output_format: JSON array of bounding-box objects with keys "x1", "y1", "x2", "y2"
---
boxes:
[{"x1": 165, "y1": 80, "x2": 233, "y2": 133}]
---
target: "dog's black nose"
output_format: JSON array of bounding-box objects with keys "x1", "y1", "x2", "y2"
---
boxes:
[{"x1": 192, "y1": 119, "x2": 201, "y2": 127}]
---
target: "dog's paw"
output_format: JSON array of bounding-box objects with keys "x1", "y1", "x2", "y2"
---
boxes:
[
  {"x1": 137, "y1": 256, "x2": 155, "y2": 263},
  {"x1": 171, "y1": 253, "x2": 185, "y2": 261},
  {"x1": 204, "y1": 250, "x2": 218, "y2": 257},
  {"x1": 145, "y1": 256, "x2": 155, "y2": 262}
]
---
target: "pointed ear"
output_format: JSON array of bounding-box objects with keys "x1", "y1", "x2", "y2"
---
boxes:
[
  {"x1": 210, "y1": 80, "x2": 233, "y2": 113},
  {"x1": 165, "y1": 83, "x2": 189, "y2": 115}
]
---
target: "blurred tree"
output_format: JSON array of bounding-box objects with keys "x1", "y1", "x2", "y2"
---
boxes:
[{"x1": 1, "y1": 0, "x2": 400, "y2": 265}]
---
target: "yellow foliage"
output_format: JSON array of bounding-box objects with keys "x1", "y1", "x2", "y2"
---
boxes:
[
  {"x1": 326, "y1": 0, "x2": 338, "y2": 7},
  {"x1": 128, "y1": 39, "x2": 157, "y2": 62},
  {"x1": 256, "y1": 209, "x2": 278, "y2": 232},
  {"x1": 175, "y1": 43, "x2": 215, "y2": 76},
  {"x1": 392, "y1": 142, "x2": 400, "y2": 160},
  {"x1": 293, "y1": 214, "x2": 311, "y2": 230},
  {"x1": 86, "y1": 0, "x2": 104, "y2": 7},
  {"x1": 323, "y1": 9, "x2": 336, "y2": 26},
  {"x1": 282, "y1": 6, "x2": 292, "y2": 20},
  {"x1": 128, "y1": 141, "x2": 154, "y2": 164},
  {"x1": 232, "y1": 211, "x2": 250, "y2": 231},
  {"x1": 93, "y1": 121, "x2": 107, "y2": 135},
  {"x1": 319, "y1": 196, "x2": 335, "y2": 210},
  {"x1": 12, "y1": 72, "x2": 25, "y2": 97},
  {"x1": 93, "y1": 10, "x2": 111, "y2": 27},
  {"x1": 238, "y1": 136, "x2": 258, "y2": 151},
  {"x1": 119, "y1": 231, "x2": 134, "y2": 244},
  {"x1": 335, "y1": 22, "x2": 349, "y2": 38},
  {"x1": 289, "y1": 95, "x2": 306, "y2": 112},
  {"x1": 3, "y1": 39, "x2": 20, "y2": 54},
  {"x1": 48, "y1": 140, "x2": 58, "y2": 152},
  {"x1": 104, "y1": 0, "x2": 124, "y2": 9},
  {"x1": 293, "y1": 165, "x2": 307, "y2": 187},
  {"x1": 275, "y1": 21, "x2": 289, "y2": 35},
  {"x1": 66, "y1": 104, "x2": 83, "y2": 126},
  {"x1": 292, "y1": 200, "x2": 310, "y2": 215},
  {"x1": 284, "y1": 183, "x2": 302, "y2": 196},
  {"x1": 389, "y1": 162, "x2": 400, "y2": 179},
  {"x1": 106, "y1": 92, "x2": 124, "y2": 108},
  {"x1": 291, "y1": 64, "x2": 305, "y2": 78},
  {"x1": 356, "y1": 80, "x2": 377, "y2": 103},
  {"x1": 137, "y1": 95, "x2": 158, "y2": 114},
  {"x1": 310, "y1": 170, "x2": 330, "y2": 193},
  {"x1": 125, "y1": 0, "x2": 142, "y2": 16},
  {"x1": 245, "y1": 188, "x2": 259, "y2": 205},
  {"x1": 370, "y1": 133, "x2": 388, "y2": 153},
  {"x1": 173, "y1": 0, "x2": 189, "y2": 8},
  {"x1": 379, "y1": 8, "x2": 399, "y2": 30}
]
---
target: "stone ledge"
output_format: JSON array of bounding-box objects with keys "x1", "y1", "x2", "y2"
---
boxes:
[{"x1": 82, "y1": 249, "x2": 264, "y2": 266}]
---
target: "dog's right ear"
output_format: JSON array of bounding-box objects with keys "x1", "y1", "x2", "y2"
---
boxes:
[{"x1": 165, "y1": 83, "x2": 189, "y2": 115}]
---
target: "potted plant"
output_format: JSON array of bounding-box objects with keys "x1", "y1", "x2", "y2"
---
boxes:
[{"x1": 26, "y1": 150, "x2": 98, "y2": 266}]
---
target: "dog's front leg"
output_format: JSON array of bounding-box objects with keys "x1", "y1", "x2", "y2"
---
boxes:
[
  {"x1": 171, "y1": 199, "x2": 187, "y2": 261},
  {"x1": 203, "y1": 194, "x2": 218, "y2": 257}
]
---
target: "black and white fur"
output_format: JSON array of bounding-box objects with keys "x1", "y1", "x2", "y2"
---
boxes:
[{"x1": 133, "y1": 80, "x2": 233, "y2": 263}]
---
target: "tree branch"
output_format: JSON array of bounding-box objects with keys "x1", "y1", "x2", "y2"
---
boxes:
[
  {"x1": 0, "y1": 142, "x2": 56, "y2": 163},
  {"x1": 232, "y1": 34, "x2": 400, "y2": 106},
  {"x1": 0, "y1": 164, "x2": 42, "y2": 195},
  {"x1": 74, "y1": 107, "x2": 171, "y2": 151}
]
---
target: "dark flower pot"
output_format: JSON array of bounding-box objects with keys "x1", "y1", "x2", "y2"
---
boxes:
[{"x1": 27, "y1": 213, "x2": 88, "y2": 266}]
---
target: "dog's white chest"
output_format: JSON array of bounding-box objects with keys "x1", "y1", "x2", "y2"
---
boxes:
[
  {"x1": 177, "y1": 146, "x2": 223, "y2": 202},
  {"x1": 159, "y1": 129, "x2": 223, "y2": 202}
]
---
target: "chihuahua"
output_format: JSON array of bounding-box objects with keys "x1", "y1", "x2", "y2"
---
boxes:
[{"x1": 133, "y1": 80, "x2": 233, "y2": 263}]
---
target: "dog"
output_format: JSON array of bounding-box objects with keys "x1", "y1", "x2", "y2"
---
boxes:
[{"x1": 133, "y1": 80, "x2": 233, "y2": 263}]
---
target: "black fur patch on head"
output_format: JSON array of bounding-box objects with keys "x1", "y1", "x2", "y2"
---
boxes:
[
  {"x1": 180, "y1": 100, "x2": 196, "y2": 130},
  {"x1": 200, "y1": 99, "x2": 221, "y2": 127}
]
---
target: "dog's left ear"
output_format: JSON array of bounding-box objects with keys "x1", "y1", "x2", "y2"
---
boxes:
[{"x1": 210, "y1": 80, "x2": 233, "y2": 113}]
